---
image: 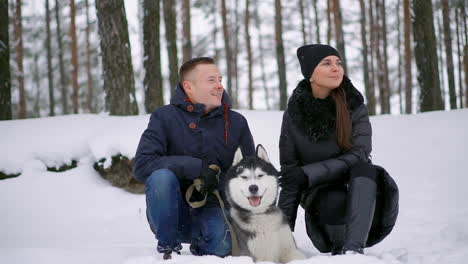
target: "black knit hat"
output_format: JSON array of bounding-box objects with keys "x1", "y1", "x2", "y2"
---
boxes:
[{"x1": 297, "y1": 44, "x2": 341, "y2": 80}]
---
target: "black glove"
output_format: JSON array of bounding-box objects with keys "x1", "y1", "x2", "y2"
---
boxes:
[
  {"x1": 279, "y1": 167, "x2": 308, "y2": 189},
  {"x1": 199, "y1": 164, "x2": 220, "y2": 194}
]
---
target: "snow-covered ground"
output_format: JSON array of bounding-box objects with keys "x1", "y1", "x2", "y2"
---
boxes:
[{"x1": 1, "y1": 109, "x2": 468, "y2": 264}]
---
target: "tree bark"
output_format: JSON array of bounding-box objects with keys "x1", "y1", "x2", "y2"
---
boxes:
[
  {"x1": 14, "y1": 0, "x2": 25, "y2": 118},
  {"x1": 358, "y1": 0, "x2": 375, "y2": 115},
  {"x1": 396, "y1": 0, "x2": 403, "y2": 114},
  {"x1": 254, "y1": 0, "x2": 270, "y2": 110},
  {"x1": 441, "y1": 0, "x2": 457, "y2": 109},
  {"x1": 455, "y1": 5, "x2": 463, "y2": 108},
  {"x1": 369, "y1": 0, "x2": 377, "y2": 114},
  {"x1": 403, "y1": 0, "x2": 412, "y2": 113},
  {"x1": 45, "y1": 0, "x2": 55, "y2": 116},
  {"x1": 182, "y1": 0, "x2": 192, "y2": 63},
  {"x1": 163, "y1": 0, "x2": 179, "y2": 93},
  {"x1": 0, "y1": 0, "x2": 12, "y2": 120},
  {"x1": 380, "y1": 0, "x2": 391, "y2": 114},
  {"x1": 312, "y1": 0, "x2": 321, "y2": 44},
  {"x1": 412, "y1": 0, "x2": 444, "y2": 112},
  {"x1": 85, "y1": 0, "x2": 94, "y2": 113},
  {"x1": 245, "y1": 0, "x2": 253, "y2": 110},
  {"x1": 233, "y1": 0, "x2": 240, "y2": 108},
  {"x1": 331, "y1": 0, "x2": 347, "y2": 72},
  {"x1": 70, "y1": 0, "x2": 79, "y2": 114},
  {"x1": 299, "y1": 0, "x2": 307, "y2": 45},
  {"x1": 221, "y1": 0, "x2": 233, "y2": 100},
  {"x1": 143, "y1": 0, "x2": 164, "y2": 113},
  {"x1": 275, "y1": 0, "x2": 287, "y2": 110},
  {"x1": 55, "y1": 0, "x2": 68, "y2": 114},
  {"x1": 96, "y1": 0, "x2": 138, "y2": 115},
  {"x1": 327, "y1": 0, "x2": 332, "y2": 44}
]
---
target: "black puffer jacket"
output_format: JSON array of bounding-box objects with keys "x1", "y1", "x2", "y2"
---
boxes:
[{"x1": 278, "y1": 77, "x2": 398, "y2": 250}]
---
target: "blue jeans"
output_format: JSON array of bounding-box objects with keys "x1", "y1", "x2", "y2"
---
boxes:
[{"x1": 145, "y1": 169, "x2": 231, "y2": 257}]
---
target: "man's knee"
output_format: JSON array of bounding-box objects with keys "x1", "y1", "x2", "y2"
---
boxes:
[
  {"x1": 145, "y1": 169, "x2": 178, "y2": 187},
  {"x1": 349, "y1": 161, "x2": 377, "y2": 182}
]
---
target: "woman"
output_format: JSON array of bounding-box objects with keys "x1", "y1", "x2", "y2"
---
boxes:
[{"x1": 278, "y1": 44, "x2": 398, "y2": 255}]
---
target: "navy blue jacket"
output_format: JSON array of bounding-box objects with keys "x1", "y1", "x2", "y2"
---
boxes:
[{"x1": 134, "y1": 83, "x2": 255, "y2": 183}]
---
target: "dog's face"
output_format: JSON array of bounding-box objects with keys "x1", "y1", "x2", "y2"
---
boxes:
[{"x1": 225, "y1": 145, "x2": 279, "y2": 214}]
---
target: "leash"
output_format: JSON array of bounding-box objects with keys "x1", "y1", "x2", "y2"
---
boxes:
[{"x1": 185, "y1": 165, "x2": 239, "y2": 256}]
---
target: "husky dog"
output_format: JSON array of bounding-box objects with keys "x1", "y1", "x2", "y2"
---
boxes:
[{"x1": 224, "y1": 145, "x2": 305, "y2": 263}]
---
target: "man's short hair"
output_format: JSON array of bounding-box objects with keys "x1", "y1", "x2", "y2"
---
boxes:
[{"x1": 179, "y1": 57, "x2": 216, "y2": 81}]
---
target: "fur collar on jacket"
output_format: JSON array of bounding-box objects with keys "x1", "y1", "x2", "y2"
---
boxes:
[{"x1": 287, "y1": 75, "x2": 364, "y2": 141}]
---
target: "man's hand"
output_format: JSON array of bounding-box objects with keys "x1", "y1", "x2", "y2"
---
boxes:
[{"x1": 199, "y1": 164, "x2": 220, "y2": 194}]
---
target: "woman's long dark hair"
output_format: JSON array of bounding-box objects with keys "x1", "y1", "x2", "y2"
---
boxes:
[{"x1": 331, "y1": 85, "x2": 352, "y2": 151}]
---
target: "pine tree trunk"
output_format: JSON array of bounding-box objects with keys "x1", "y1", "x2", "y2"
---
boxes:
[
  {"x1": 396, "y1": 0, "x2": 403, "y2": 114},
  {"x1": 275, "y1": 0, "x2": 287, "y2": 110},
  {"x1": 163, "y1": 0, "x2": 178, "y2": 93},
  {"x1": 33, "y1": 54, "x2": 40, "y2": 117},
  {"x1": 143, "y1": 0, "x2": 164, "y2": 113},
  {"x1": 441, "y1": 0, "x2": 457, "y2": 109},
  {"x1": 221, "y1": 0, "x2": 233, "y2": 100},
  {"x1": 299, "y1": 0, "x2": 307, "y2": 45},
  {"x1": 412, "y1": 0, "x2": 444, "y2": 112},
  {"x1": 331, "y1": 0, "x2": 347, "y2": 72},
  {"x1": 0, "y1": 0, "x2": 12, "y2": 120},
  {"x1": 85, "y1": 0, "x2": 94, "y2": 113},
  {"x1": 14, "y1": 0, "x2": 26, "y2": 118},
  {"x1": 358, "y1": 0, "x2": 375, "y2": 115},
  {"x1": 182, "y1": 0, "x2": 192, "y2": 63},
  {"x1": 375, "y1": 0, "x2": 385, "y2": 114},
  {"x1": 380, "y1": 0, "x2": 391, "y2": 114},
  {"x1": 55, "y1": 0, "x2": 68, "y2": 114},
  {"x1": 232, "y1": 0, "x2": 240, "y2": 108},
  {"x1": 313, "y1": 0, "x2": 321, "y2": 44},
  {"x1": 96, "y1": 0, "x2": 138, "y2": 115},
  {"x1": 254, "y1": 0, "x2": 270, "y2": 110},
  {"x1": 212, "y1": 2, "x2": 219, "y2": 63},
  {"x1": 436, "y1": 10, "x2": 446, "y2": 105},
  {"x1": 245, "y1": 0, "x2": 253, "y2": 110},
  {"x1": 45, "y1": 0, "x2": 55, "y2": 116},
  {"x1": 369, "y1": 0, "x2": 377, "y2": 114},
  {"x1": 70, "y1": 0, "x2": 79, "y2": 114},
  {"x1": 455, "y1": 5, "x2": 463, "y2": 108},
  {"x1": 403, "y1": 0, "x2": 412, "y2": 113},
  {"x1": 462, "y1": 4, "x2": 467, "y2": 108},
  {"x1": 327, "y1": 0, "x2": 332, "y2": 44}
]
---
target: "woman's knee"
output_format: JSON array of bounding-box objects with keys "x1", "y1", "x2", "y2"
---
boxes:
[{"x1": 349, "y1": 161, "x2": 377, "y2": 182}]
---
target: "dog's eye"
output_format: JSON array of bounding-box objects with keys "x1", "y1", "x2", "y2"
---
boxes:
[
  {"x1": 258, "y1": 174, "x2": 264, "y2": 178},
  {"x1": 241, "y1": 176, "x2": 248, "y2": 180}
]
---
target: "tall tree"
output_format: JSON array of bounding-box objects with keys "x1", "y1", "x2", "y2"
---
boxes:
[
  {"x1": 96, "y1": 0, "x2": 138, "y2": 115},
  {"x1": 221, "y1": 0, "x2": 233, "y2": 99},
  {"x1": 327, "y1": 0, "x2": 332, "y2": 44},
  {"x1": 0, "y1": 0, "x2": 12, "y2": 120},
  {"x1": 369, "y1": 0, "x2": 377, "y2": 114},
  {"x1": 182, "y1": 0, "x2": 192, "y2": 63},
  {"x1": 358, "y1": 0, "x2": 375, "y2": 115},
  {"x1": 441, "y1": 0, "x2": 457, "y2": 109},
  {"x1": 455, "y1": 3, "x2": 463, "y2": 108},
  {"x1": 232, "y1": 0, "x2": 240, "y2": 108},
  {"x1": 14, "y1": 0, "x2": 25, "y2": 118},
  {"x1": 245, "y1": 0, "x2": 253, "y2": 109},
  {"x1": 331, "y1": 0, "x2": 347, "y2": 72},
  {"x1": 45, "y1": 0, "x2": 55, "y2": 116},
  {"x1": 412, "y1": 0, "x2": 444, "y2": 112},
  {"x1": 275, "y1": 0, "x2": 287, "y2": 110},
  {"x1": 312, "y1": 0, "x2": 321, "y2": 44},
  {"x1": 379, "y1": 0, "x2": 391, "y2": 114},
  {"x1": 396, "y1": 0, "x2": 403, "y2": 114},
  {"x1": 163, "y1": 0, "x2": 179, "y2": 92},
  {"x1": 403, "y1": 0, "x2": 412, "y2": 113},
  {"x1": 55, "y1": 0, "x2": 68, "y2": 114},
  {"x1": 143, "y1": 0, "x2": 164, "y2": 113},
  {"x1": 70, "y1": 0, "x2": 79, "y2": 113},
  {"x1": 462, "y1": 3, "x2": 468, "y2": 108},
  {"x1": 85, "y1": 0, "x2": 94, "y2": 113},
  {"x1": 298, "y1": 0, "x2": 307, "y2": 45},
  {"x1": 254, "y1": 0, "x2": 271, "y2": 110}
]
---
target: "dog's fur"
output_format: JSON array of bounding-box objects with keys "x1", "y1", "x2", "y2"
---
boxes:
[{"x1": 224, "y1": 145, "x2": 305, "y2": 263}]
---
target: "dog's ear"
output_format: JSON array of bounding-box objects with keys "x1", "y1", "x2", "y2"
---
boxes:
[
  {"x1": 232, "y1": 147, "x2": 243, "y2": 166},
  {"x1": 256, "y1": 144, "x2": 271, "y2": 163}
]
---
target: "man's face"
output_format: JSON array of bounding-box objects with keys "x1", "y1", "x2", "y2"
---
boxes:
[{"x1": 183, "y1": 64, "x2": 224, "y2": 112}]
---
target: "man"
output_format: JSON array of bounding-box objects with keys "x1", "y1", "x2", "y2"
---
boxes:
[{"x1": 134, "y1": 57, "x2": 255, "y2": 258}]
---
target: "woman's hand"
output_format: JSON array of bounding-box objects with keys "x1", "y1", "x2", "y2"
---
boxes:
[{"x1": 279, "y1": 167, "x2": 309, "y2": 189}]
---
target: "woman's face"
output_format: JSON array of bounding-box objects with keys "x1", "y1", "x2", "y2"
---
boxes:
[{"x1": 310, "y1": 55, "x2": 344, "y2": 92}]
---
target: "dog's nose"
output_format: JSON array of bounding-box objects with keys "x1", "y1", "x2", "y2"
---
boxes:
[{"x1": 249, "y1": 185, "x2": 258, "y2": 194}]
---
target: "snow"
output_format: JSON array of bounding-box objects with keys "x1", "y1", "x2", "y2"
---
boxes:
[{"x1": 1, "y1": 109, "x2": 468, "y2": 264}]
